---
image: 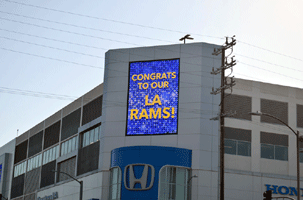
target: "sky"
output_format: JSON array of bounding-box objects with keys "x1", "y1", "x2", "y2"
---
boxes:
[{"x1": 0, "y1": 0, "x2": 302, "y2": 147}]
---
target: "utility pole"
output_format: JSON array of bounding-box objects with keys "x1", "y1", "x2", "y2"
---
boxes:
[{"x1": 210, "y1": 36, "x2": 236, "y2": 200}]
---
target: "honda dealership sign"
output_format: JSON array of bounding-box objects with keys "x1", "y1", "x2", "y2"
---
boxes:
[
  {"x1": 124, "y1": 164, "x2": 155, "y2": 190},
  {"x1": 111, "y1": 146, "x2": 192, "y2": 200},
  {"x1": 126, "y1": 59, "x2": 179, "y2": 135}
]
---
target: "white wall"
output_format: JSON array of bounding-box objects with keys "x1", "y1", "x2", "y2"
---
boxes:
[
  {"x1": 224, "y1": 78, "x2": 303, "y2": 200},
  {"x1": 37, "y1": 171, "x2": 109, "y2": 200},
  {"x1": 101, "y1": 42, "x2": 221, "y2": 200},
  {"x1": 0, "y1": 139, "x2": 15, "y2": 199}
]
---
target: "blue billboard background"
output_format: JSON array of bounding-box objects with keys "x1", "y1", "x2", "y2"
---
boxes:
[
  {"x1": 111, "y1": 146, "x2": 192, "y2": 200},
  {"x1": 126, "y1": 59, "x2": 179, "y2": 135}
]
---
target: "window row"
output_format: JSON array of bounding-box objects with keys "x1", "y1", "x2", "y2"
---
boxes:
[
  {"x1": 11, "y1": 135, "x2": 101, "y2": 199},
  {"x1": 82, "y1": 125, "x2": 101, "y2": 148},
  {"x1": 224, "y1": 139, "x2": 251, "y2": 157},
  {"x1": 224, "y1": 127, "x2": 290, "y2": 161},
  {"x1": 27, "y1": 154, "x2": 42, "y2": 172},
  {"x1": 224, "y1": 94, "x2": 303, "y2": 128},
  {"x1": 14, "y1": 95, "x2": 103, "y2": 164},
  {"x1": 42, "y1": 145, "x2": 59, "y2": 165},
  {"x1": 14, "y1": 125, "x2": 101, "y2": 178},
  {"x1": 61, "y1": 136, "x2": 78, "y2": 156},
  {"x1": 15, "y1": 146, "x2": 59, "y2": 177},
  {"x1": 14, "y1": 161, "x2": 27, "y2": 178},
  {"x1": 261, "y1": 143, "x2": 288, "y2": 161},
  {"x1": 225, "y1": 140, "x2": 288, "y2": 161}
]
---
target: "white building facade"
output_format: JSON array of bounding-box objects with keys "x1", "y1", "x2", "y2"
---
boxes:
[{"x1": 0, "y1": 42, "x2": 302, "y2": 200}]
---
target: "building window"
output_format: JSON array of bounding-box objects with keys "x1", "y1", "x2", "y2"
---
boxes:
[
  {"x1": 109, "y1": 167, "x2": 122, "y2": 200},
  {"x1": 14, "y1": 140, "x2": 28, "y2": 164},
  {"x1": 224, "y1": 139, "x2": 251, "y2": 157},
  {"x1": 57, "y1": 157, "x2": 76, "y2": 182},
  {"x1": 224, "y1": 94, "x2": 252, "y2": 120},
  {"x1": 61, "y1": 136, "x2": 78, "y2": 156},
  {"x1": 81, "y1": 125, "x2": 101, "y2": 148},
  {"x1": 82, "y1": 96, "x2": 102, "y2": 126},
  {"x1": 27, "y1": 154, "x2": 42, "y2": 172},
  {"x1": 14, "y1": 161, "x2": 27, "y2": 177},
  {"x1": 261, "y1": 99, "x2": 288, "y2": 125},
  {"x1": 224, "y1": 127, "x2": 252, "y2": 157},
  {"x1": 297, "y1": 104, "x2": 303, "y2": 128},
  {"x1": 28, "y1": 131, "x2": 43, "y2": 158},
  {"x1": 44, "y1": 121, "x2": 61, "y2": 150},
  {"x1": 158, "y1": 166, "x2": 190, "y2": 200},
  {"x1": 42, "y1": 145, "x2": 59, "y2": 165},
  {"x1": 261, "y1": 144, "x2": 288, "y2": 161},
  {"x1": 260, "y1": 132, "x2": 288, "y2": 161},
  {"x1": 61, "y1": 108, "x2": 81, "y2": 141}
]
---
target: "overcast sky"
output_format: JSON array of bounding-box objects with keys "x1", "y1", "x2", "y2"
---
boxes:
[{"x1": 0, "y1": 0, "x2": 302, "y2": 147}]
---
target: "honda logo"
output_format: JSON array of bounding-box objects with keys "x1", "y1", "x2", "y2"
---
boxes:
[{"x1": 124, "y1": 164, "x2": 155, "y2": 190}]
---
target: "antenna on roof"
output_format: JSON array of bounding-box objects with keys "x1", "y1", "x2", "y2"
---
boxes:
[
  {"x1": 179, "y1": 34, "x2": 194, "y2": 44},
  {"x1": 17, "y1": 129, "x2": 19, "y2": 137}
]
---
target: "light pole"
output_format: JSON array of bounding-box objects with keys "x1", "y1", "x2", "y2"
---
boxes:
[
  {"x1": 187, "y1": 174, "x2": 198, "y2": 184},
  {"x1": 249, "y1": 111, "x2": 303, "y2": 200},
  {"x1": 187, "y1": 175, "x2": 198, "y2": 200},
  {"x1": 51, "y1": 170, "x2": 83, "y2": 200}
]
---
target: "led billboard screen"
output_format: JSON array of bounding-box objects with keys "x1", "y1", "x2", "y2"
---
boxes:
[{"x1": 126, "y1": 59, "x2": 179, "y2": 135}]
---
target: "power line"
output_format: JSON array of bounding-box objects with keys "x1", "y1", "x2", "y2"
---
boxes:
[
  {"x1": 0, "y1": 86, "x2": 77, "y2": 98},
  {"x1": 1, "y1": 20, "x2": 301, "y2": 82},
  {"x1": 2, "y1": 17, "x2": 302, "y2": 85},
  {"x1": 1, "y1": 0, "x2": 222, "y2": 39},
  {"x1": 237, "y1": 54, "x2": 303, "y2": 73},
  {"x1": 237, "y1": 40, "x2": 303, "y2": 63},
  {"x1": 0, "y1": 45, "x2": 221, "y2": 77},
  {"x1": 238, "y1": 61, "x2": 303, "y2": 83},
  {"x1": 2, "y1": 43, "x2": 303, "y2": 89},
  {"x1": 1, "y1": 33, "x2": 302, "y2": 86},
  {"x1": 235, "y1": 73, "x2": 296, "y2": 88},
  {"x1": 0, "y1": 36, "x2": 103, "y2": 58},
  {"x1": 0, "y1": 87, "x2": 78, "y2": 100},
  {"x1": 0, "y1": 17, "x2": 139, "y2": 46},
  {"x1": 0, "y1": 17, "x2": 223, "y2": 58},
  {"x1": 0, "y1": 86, "x2": 101, "y2": 102},
  {"x1": 0, "y1": 46, "x2": 135, "y2": 76},
  {"x1": 0, "y1": 37, "x2": 224, "y2": 77},
  {"x1": 227, "y1": 75, "x2": 303, "y2": 102},
  {"x1": 0, "y1": 31, "x2": 223, "y2": 76},
  {"x1": 0, "y1": 17, "x2": 223, "y2": 55},
  {"x1": 0, "y1": 10, "x2": 174, "y2": 44},
  {"x1": 3, "y1": 0, "x2": 302, "y2": 64},
  {"x1": 0, "y1": 28, "x2": 222, "y2": 62},
  {"x1": 0, "y1": 47, "x2": 102, "y2": 69},
  {"x1": 0, "y1": 28, "x2": 106, "y2": 50},
  {"x1": 1, "y1": 37, "x2": 303, "y2": 86}
]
